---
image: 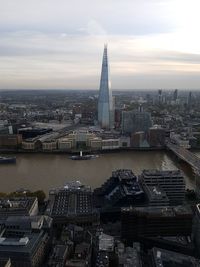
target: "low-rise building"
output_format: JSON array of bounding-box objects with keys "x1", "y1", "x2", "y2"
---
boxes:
[
  {"x1": 148, "y1": 126, "x2": 165, "y2": 147},
  {"x1": 0, "y1": 134, "x2": 22, "y2": 149},
  {"x1": 0, "y1": 197, "x2": 38, "y2": 218},
  {"x1": 0, "y1": 229, "x2": 49, "y2": 267},
  {"x1": 102, "y1": 139, "x2": 120, "y2": 150},
  {"x1": 58, "y1": 137, "x2": 76, "y2": 151},
  {"x1": 42, "y1": 140, "x2": 57, "y2": 151}
]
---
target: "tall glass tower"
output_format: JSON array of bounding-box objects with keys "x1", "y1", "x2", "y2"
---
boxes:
[{"x1": 98, "y1": 45, "x2": 114, "y2": 129}]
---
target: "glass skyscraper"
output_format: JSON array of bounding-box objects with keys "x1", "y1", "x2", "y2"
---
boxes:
[{"x1": 98, "y1": 45, "x2": 114, "y2": 129}]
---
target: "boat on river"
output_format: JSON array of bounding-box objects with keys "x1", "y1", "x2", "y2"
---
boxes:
[
  {"x1": 0, "y1": 156, "x2": 16, "y2": 164},
  {"x1": 69, "y1": 151, "x2": 99, "y2": 160}
]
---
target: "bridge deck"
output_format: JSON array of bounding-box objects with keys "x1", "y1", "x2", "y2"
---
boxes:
[{"x1": 167, "y1": 142, "x2": 200, "y2": 172}]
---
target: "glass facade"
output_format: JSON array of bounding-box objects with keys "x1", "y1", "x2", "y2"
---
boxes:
[{"x1": 98, "y1": 45, "x2": 114, "y2": 129}]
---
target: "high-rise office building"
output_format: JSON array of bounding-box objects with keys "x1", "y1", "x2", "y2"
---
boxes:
[
  {"x1": 140, "y1": 170, "x2": 185, "y2": 205},
  {"x1": 188, "y1": 91, "x2": 192, "y2": 108},
  {"x1": 122, "y1": 109, "x2": 152, "y2": 134},
  {"x1": 98, "y1": 45, "x2": 114, "y2": 129},
  {"x1": 173, "y1": 89, "x2": 178, "y2": 101},
  {"x1": 158, "y1": 89, "x2": 162, "y2": 104}
]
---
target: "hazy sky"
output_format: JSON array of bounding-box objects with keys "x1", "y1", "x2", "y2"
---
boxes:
[{"x1": 1, "y1": 0, "x2": 200, "y2": 90}]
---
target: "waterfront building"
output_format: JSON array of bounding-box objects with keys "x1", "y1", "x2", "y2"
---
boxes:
[
  {"x1": 98, "y1": 45, "x2": 114, "y2": 129},
  {"x1": 94, "y1": 169, "x2": 144, "y2": 208},
  {"x1": 149, "y1": 247, "x2": 200, "y2": 267},
  {"x1": 102, "y1": 138, "x2": 119, "y2": 150},
  {"x1": 170, "y1": 133, "x2": 190, "y2": 148},
  {"x1": 121, "y1": 206, "x2": 193, "y2": 245},
  {"x1": 46, "y1": 181, "x2": 99, "y2": 228},
  {"x1": 42, "y1": 140, "x2": 57, "y2": 151},
  {"x1": 148, "y1": 126, "x2": 165, "y2": 148},
  {"x1": 58, "y1": 136, "x2": 76, "y2": 151},
  {"x1": 0, "y1": 197, "x2": 38, "y2": 218},
  {"x1": 0, "y1": 134, "x2": 22, "y2": 149},
  {"x1": 140, "y1": 170, "x2": 185, "y2": 205},
  {"x1": 88, "y1": 137, "x2": 102, "y2": 151},
  {"x1": 122, "y1": 109, "x2": 152, "y2": 134},
  {"x1": 58, "y1": 130, "x2": 101, "y2": 151},
  {"x1": 22, "y1": 139, "x2": 39, "y2": 150},
  {"x1": 131, "y1": 131, "x2": 149, "y2": 148},
  {"x1": 119, "y1": 136, "x2": 131, "y2": 148}
]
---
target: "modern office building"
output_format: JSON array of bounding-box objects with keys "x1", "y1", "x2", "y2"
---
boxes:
[
  {"x1": 143, "y1": 185, "x2": 169, "y2": 206},
  {"x1": 121, "y1": 206, "x2": 193, "y2": 245},
  {"x1": 140, "y1": 170, "x2": 185, "y2": 205},
  {"x1": 173, "y1": 89, "x2": 178, "y2": 101},
  {"x1": 94, "y1": 169, "x2": 144, "y2": 208},
  {"x1": 122, "y1": 109, "x2": 152, "y2": 134},
  {"x1": 98, "y1": 45, "x2": 114, "y2": 129},
  {"x1": 148, "y1": 126, "x2": 165, "y2": 147},
  {"x1": 46, "y1": 181, "x2": 99, "y2": 228},
  {"x1": 158, "y1": 89, "x2": 162, "y2": 104}
]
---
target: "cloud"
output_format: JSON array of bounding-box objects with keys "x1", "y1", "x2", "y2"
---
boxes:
[{"x1": 0, "y1": 0, "x2": 200, "y2": 89}]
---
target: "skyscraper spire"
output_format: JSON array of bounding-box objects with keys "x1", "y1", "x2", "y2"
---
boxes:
[{"x1": 98, "y1": 45, "x2": 114, "y2": 129}]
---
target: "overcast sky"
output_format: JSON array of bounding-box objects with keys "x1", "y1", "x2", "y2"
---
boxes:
[{"x1": 1, "y1": 0, "x2": 200, "y2": 90}]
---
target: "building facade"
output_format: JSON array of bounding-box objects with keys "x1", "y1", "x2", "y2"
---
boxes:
[
  {"x1": 121, "y1": 206, "x2": 193, "y2": 245},
  {"x1": 140, "y1": 170, "x2": 185, "y2": 205},
  {"x1": 122, "y1": 110, "x2": 152, "y2": 134}
]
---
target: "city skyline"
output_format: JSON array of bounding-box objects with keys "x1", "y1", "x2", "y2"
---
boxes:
[{"x1": 1, "y1": 0, "x2": 200, "y2": 90}]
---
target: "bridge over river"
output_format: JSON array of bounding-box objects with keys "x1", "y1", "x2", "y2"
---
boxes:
[{"x1": 167, "y1": 142, "x2": 200, "y2": 176}]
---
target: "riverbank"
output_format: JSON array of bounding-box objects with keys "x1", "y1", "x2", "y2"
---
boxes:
[{"x1": 0, "y1": 146, "x2": 166, "y2": 154}]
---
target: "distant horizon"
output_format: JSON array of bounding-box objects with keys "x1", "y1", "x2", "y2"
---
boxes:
[
  {"x1": 1, "y1": 1, "x2": 200, "y2": 89},
  {"x1": 0, "y1": 88, "x2": 198, "y2": 92}
]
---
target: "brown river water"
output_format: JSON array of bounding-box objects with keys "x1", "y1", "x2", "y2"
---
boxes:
[{"x1": 0, "y1": 150, "x2": 198, "y2": 195}]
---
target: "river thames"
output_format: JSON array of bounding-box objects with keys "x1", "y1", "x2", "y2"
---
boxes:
[{"x1": 0, "y1": 151, "x2": 198, "y2": 194}]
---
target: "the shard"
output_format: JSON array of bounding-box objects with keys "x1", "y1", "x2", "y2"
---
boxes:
[{"x1": 98, "y1": 44, "x2": 114, "y2": 129}]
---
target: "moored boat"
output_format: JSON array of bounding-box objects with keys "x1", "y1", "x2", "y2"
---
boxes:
[
  {"x1": 0, "y1": 156, "x2": 16, "y2": 164},
  {"x1": 69, "y1": 151, "x2": 99, "y2": 160}
]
